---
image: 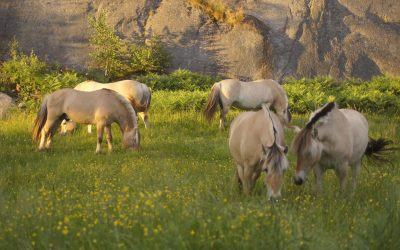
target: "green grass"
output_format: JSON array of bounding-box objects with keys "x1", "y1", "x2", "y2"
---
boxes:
[{"x1": 0, "y1": 109, "x2": 399, "y2": 249}]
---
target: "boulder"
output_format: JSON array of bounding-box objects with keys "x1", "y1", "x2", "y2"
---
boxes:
[{"x1": 0, "y1": 92, "x2": 15, "y2": 119}]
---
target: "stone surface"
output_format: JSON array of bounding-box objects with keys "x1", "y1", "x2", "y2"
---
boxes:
[
  {"x1": 0, "y1": 0, "x2": 399, "y2": 80},
  {"x1": 0, "y1": 92, "x2": 14, "y2": 119}
]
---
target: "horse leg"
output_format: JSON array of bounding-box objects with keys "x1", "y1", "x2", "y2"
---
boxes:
[
  {"x1": 105, "y1": 125, "x2": 113, "y2": 152},
  {"x1": 39, "y1": 118, "x2": 58, "y2": 150},
  {"x1": 96, "y1": 124, "x2": 105, "y2": 154},
  {"x1": 45, "y1": 118, "x2": 63, "y2": 149},
  {"x1": 313, "y1": 164, "x2": 324, "y2": 196},
  {"x1": 139, "y1": 112, "x2": 149, "y2": 129},
  {"x1": 60, "y1": 119, "x2": 67, "y2": 135},
  {"x1": 87, "y1": 125, "x2": 92, "y2": 134},
  {"x1": 236, "y1": 164, "x2": 243, "y2": 191},
  {"x1": 242, "y1": 164, "x2": 254, "y2": 195},
  {"x1": 219, "y1": 105, "x2": 230, "y2": 131},
  {"x1": 335, "y1": 162, "x2": 349, "y2": 196},
  {"x1": 351, "y1": 161, "x2": 361, "y2": 195},
  {"x1": 39, "y1": 128, "x2": 48, "y2": 151}
]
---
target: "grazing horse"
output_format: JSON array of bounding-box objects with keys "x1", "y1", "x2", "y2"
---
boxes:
[
  {"x1": 229, "y1": 104, "x2": 289, "y2": 199},
  {"x1": 292, "y1": 102, "x2": 394, "y2": 195},
  {"x1": 61, "y1": 80, "x2": 151, "y2": 134},
  {"x1": 204, "y1": 79, "x2": 291, "y2": 130},
  {"x1": 32, "y1": 88, "x2": 140, "y2": 153}
]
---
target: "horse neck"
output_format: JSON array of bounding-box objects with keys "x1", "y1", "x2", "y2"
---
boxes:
[
  {"x1": 272, "y1": 87, "x2": 287, "y2": 112},
  {"x1": 117, "y1": 109, "x2": 137, "y2": 133}
]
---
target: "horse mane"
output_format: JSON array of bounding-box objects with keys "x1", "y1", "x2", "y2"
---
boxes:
[
  {"x1": 103, "y1": 89, "x2": 138, "y2": 128},
  {"x1": 306, "y1": 102, "x2": 336, "y2": 129},
  {"x1": 262, "y1": 105, "x2": 286, "y2": 171},
  {"x1": 292, "y1": 102, "x2": 336, "y2": 155}
]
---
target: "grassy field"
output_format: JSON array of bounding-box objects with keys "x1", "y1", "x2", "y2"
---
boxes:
[{"x1": 0, "y1": 106, "x2": 399, "y2": 249}]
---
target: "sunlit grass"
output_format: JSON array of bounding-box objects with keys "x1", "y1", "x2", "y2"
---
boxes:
[{"x1": 0, "y1": 110, "x2": 399, "y2": 249}]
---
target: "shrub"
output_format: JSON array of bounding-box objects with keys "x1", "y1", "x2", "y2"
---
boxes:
[
  {"x1": 152, "y1": 90, "x2": 208, "y2": 112},
  {"x1": 0, "y1": 39, "x2": 84, "y2": 110},
  {"x1": 87, "y1": 12, "x2": 127, "y2": 80},
  {"x1": 129, "y1": 37, "x2": 170, "y2": 74},
  {"x1": 283, "y1": 76, "x2": 400, "y2": 114},
  {"x1": 186, "y1": 0, "x2": 244, "y2": 26},
  {"x1": 136, "y1": 69, "x2": 221, "y2": 91},
  {"x1": 88, "y1": 13, "x2": 171, "y2": 80}
]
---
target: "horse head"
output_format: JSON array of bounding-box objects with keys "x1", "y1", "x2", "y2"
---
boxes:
[
  {"x1": 278, "y1": 106, "x2": 292, "y2": 125},
  {"x1": 292, "y1": 102, "x2": 336, "y2": 185},
  {"x1": 123, "y1": 126, "x2": 140, "y2": 150},
  {"x1": 261, "y1": 104, "x2": 289, "y2": 199},
  {"x1": 260, "y1": 143, "x2": 288, "y2": 199}
]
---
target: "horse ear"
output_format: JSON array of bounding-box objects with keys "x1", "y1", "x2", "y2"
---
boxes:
[{"x1": 290, "y1": 125, "x2": 301, "y2": 134}]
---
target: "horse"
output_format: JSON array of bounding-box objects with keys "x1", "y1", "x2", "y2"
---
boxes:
[
  {"x1": 32, "y1": 88, "x2": 140, "y2": 153},
  {"x1": 292, "y1": 102, "x2": 395, "y2": 195},
  {"x1": 61, "y1": 79, "x2": 151, "y2": 134},
  {"x1": 228, "y1": 104, "x2": 289, "y2": 199},
  {"x1": 204, "y1": 79, "x2": 291, "y2": 130}
]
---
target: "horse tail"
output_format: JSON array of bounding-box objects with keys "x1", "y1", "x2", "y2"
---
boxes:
[
  {"x1": 143, "y1": 86, "x2": 151, "y2": 111},
  {"x1": 32, "y1": 96, "x2": 49, "y2": 141},
  {"x1": 204, "y1": 83, "x2": 221, "y2": 122},
  {"x1": 364, "y1": 137, "x2": 400, "y2": 166}
]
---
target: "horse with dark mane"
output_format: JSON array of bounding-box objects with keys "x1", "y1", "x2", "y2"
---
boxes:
[{"x1": 292, "y1": 102, "x2": 397, "y2": 195}]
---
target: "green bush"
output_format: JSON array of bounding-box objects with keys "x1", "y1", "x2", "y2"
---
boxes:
[
  {"x1": 152, "y1": 90, "x2": 208, "y2": 112},
  {"x1": 283, "y1": 76, "x2": 400, "y2": 114},
  {"x1": 88, "y1": 12, "x2": 127, "y2": 80},
  {"x1": 87, "y1": 13, "x2": 171, "y2": 80},
  {"x1": 136, "y1": 69, "x2": 221, "y2": 91},
  {"x1": 129, "y1": 37, "x2": 170, "y2": 74},
  {"x1": 0, "y1": 40, "x2": 84, "y2": 110}
]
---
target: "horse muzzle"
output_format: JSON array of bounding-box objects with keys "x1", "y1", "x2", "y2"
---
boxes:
[{"x1": 293, "y1": 176, "x2": 304, "y2": 185}]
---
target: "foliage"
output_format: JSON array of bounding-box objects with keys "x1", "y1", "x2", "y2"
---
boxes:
[
  {"x1": 152, "y1": 90, "x2": 208, "y2": 112},
  {"x1": 87, "y1": 12, "x2": 127, "y2": 79},
  {"x1": 187, "y1": 0, "x2": 244, "y2": 26},
  {"x1": 128, "y1": 37, "x2": 170, "y2": 74},
  {"x1": 0, "y1": 38, "x2": 84, "y2": 110},
  {"x1": 0, "y1": 111, "x2": 399, "y2": 249},
  {"x1": 136, "y1": 69, "x2": 221, "y2": 91},
  {"x1": 283, "y1": 76, "x2": 400, "y2": 114},
  {"x1": 87, "y1": 13, "x2": 171, "y2": 80}
]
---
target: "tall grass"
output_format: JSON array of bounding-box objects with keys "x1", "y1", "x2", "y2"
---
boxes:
[{"x1": 0, "y1": 108, "x2": 399, "y2": 249}]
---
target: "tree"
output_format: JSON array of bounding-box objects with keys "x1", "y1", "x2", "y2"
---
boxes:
[{"x1": 87, "y1": 12, "x2": 126, "y2": 79}]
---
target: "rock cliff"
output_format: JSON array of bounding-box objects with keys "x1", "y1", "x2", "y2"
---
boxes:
[{"x1": 0, "y1": 0, "x2": 398, "y2": 80}]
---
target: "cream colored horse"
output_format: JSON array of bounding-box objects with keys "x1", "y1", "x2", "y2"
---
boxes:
[
  {"x1": 204, "y1": 79, "x2": 291, "y2": 130},
  {"x1": 229, "y1": 104, "x2": 289, "y2": 199},
  {"x1": 32, "y1": 88, "x2": 140, "y2": 153},
  {"x1": 292, "y1": 102, "x2": 394, "y2": 195},
  {"x1": 61, "y1": 80, "x2": 151, "y2": 134}
]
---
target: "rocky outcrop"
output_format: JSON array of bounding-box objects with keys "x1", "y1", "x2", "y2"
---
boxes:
[
  {"x1": 0, "y1": 0, "x2": 399, "y2": 80},
  {"x1": 0, "y1": 92, "x2": 14, "y2": 119}
]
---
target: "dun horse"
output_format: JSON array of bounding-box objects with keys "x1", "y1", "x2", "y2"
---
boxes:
[
  {"x1": 61, "y1": 80, "x2": 151, "y2": 134},
  {"x1": 228, "y1": 104, "x2": 289, "y2": 199},
  {"x1": 32, "y1": 88, "x2": 140, "y2": 153},
  {"x1": 292, "y1": 102, "x2": 396, "y2": 195},
  {"x1": 204, "y1": 79, "x2": 291, "y2": 130}
]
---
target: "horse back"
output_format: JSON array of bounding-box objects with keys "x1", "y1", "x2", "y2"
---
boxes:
[
  {"x1": 229, "y1": 110, "x2": 280, "y2": 166},
  {"x1": 340, "y1": 109, "x2": 369, "y2": 161}
]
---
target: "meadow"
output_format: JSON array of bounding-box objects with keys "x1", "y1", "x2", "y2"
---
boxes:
[{"x1": 0, "y1": 91, "x2": 399, "y2": 249}]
